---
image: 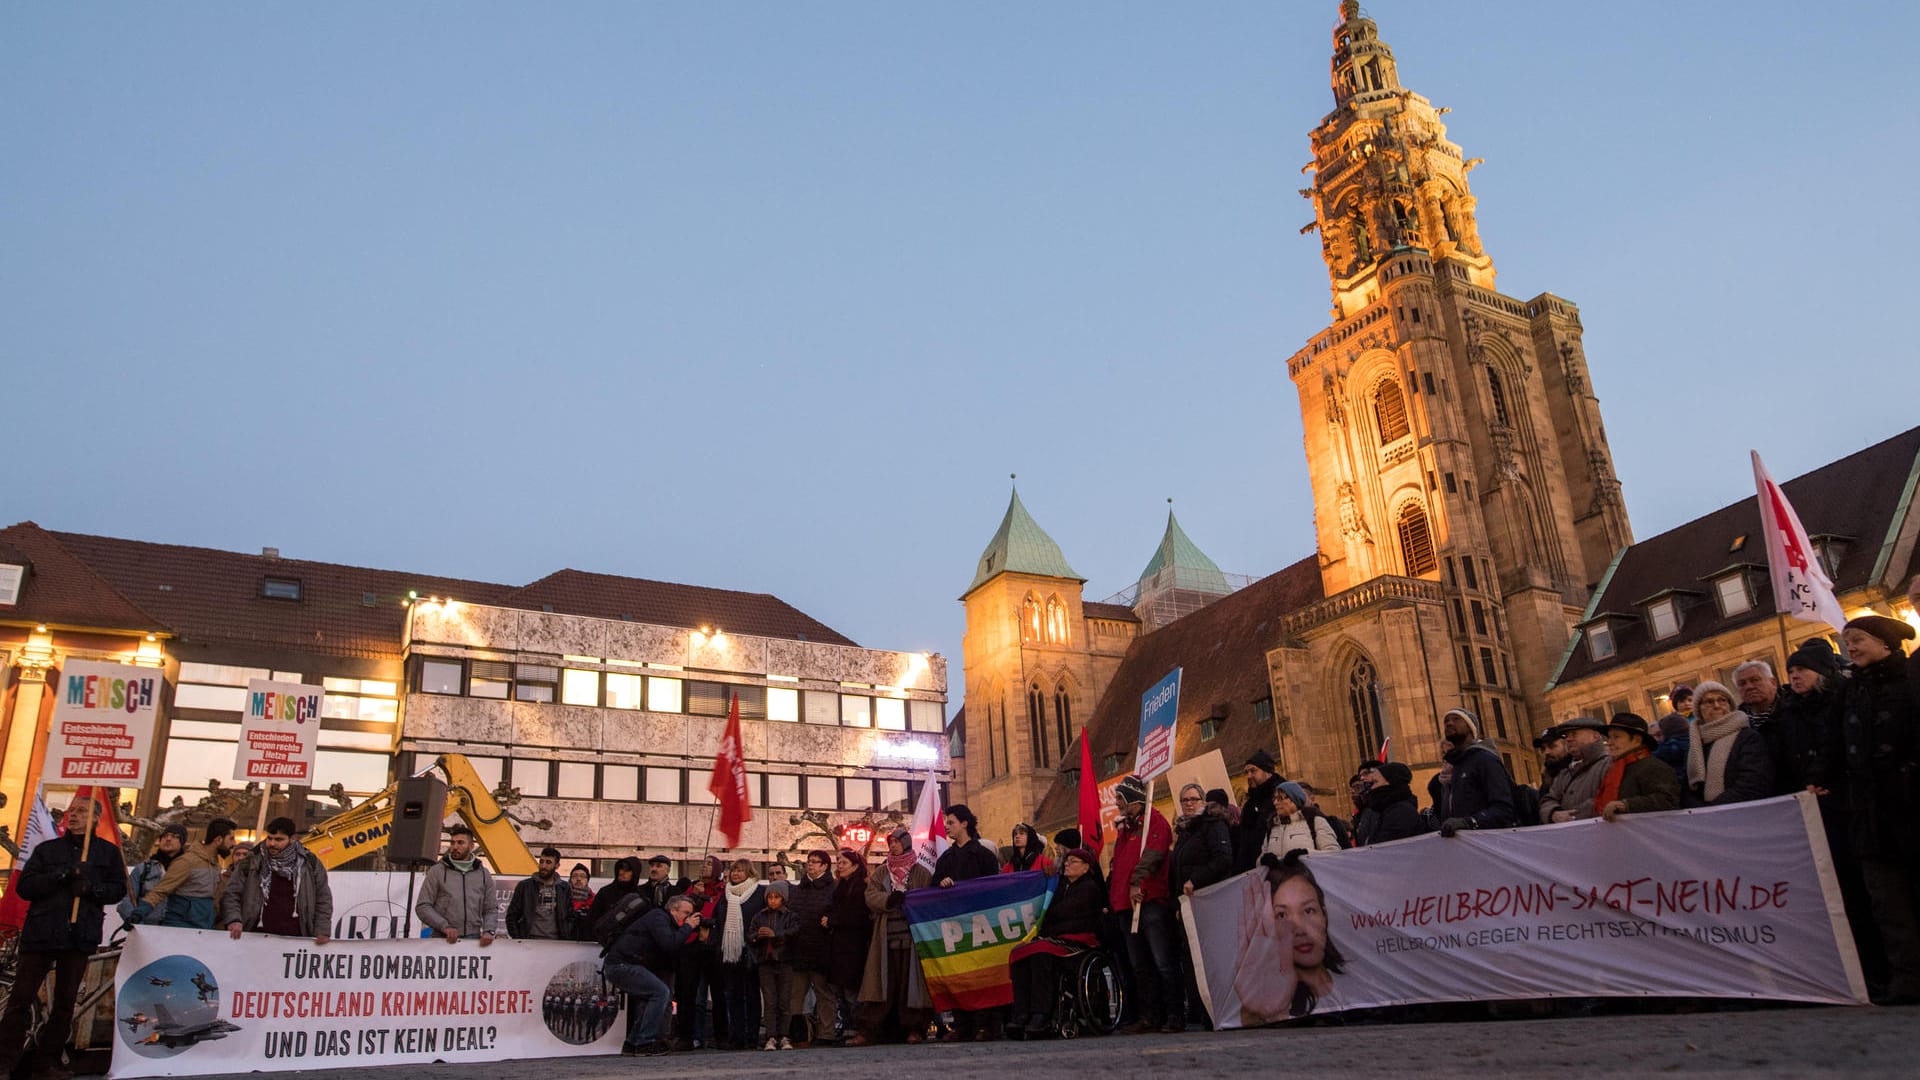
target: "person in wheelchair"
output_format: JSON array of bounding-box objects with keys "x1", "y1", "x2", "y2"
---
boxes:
[{"x1": 1008, "y1": 847, "x2": 1106, "y2": 1038}]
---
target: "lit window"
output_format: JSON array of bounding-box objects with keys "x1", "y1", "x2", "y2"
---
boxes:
[
  {"x1": 877, "y1": 780, "x2": 910, "y2": 811},
  {"x1": 909, "y1": 700, "x2": 945, "y2": 733},
  {"x1": 512, "y1": 759, "x2": 551, "y2": 797},
  {"x1": 766, "y1": 774, "x2": 802, "y2": 808},
  {"x1": 806, "y1": 776, "x2": 839, "y2": 809},
  {"x1": 603, "y1": 765, "x2": 639, "y2": 801},
  {"x1": 875, "y1": 697, "x2": 907, "y2": 731},
  {"x1": 804, "y1": 691, "x2": 838, "y2": 725},
  {"x1": 1586, "y1": 623, "x2": 1615, "y2": 661},
  {"x1": 174, "y1": 684, "x2": 248, "y2": 711},
  {"x1": 604, "y1": 673, "x2": 644, "y2": 709},
  {"x1": 1374, "y1": 379, "x2": 1411, "y2": 443},
  {"x1": 1648, "y1": 599, "x2": 1679, "y2": 640},
  {"x1": 648, "y1": 677, "x2": 683, "y2": 713},
  {"x1": 560, "y1": 669, "x2": 600, "y2": 706},
  {"x1": 420, "y1": 660, "x2": 464, "y2": 696},
  {"x1": 315, "y1": 750, "x2": 391, "y2": 797},
  {"x1": 840, "y1": 695, "x2": 872, "y2": 727},
  {"x1": 1715, "y1": 574, "x2": 1752, "y2": 617},
  {"x1": 557, "y1": 762, "x2": 596, "y2": 799},
  {"x1": 843, "y1": 778, "x2": 875, "y2": 810},
  {"x1": 465, "y1": 756, "x2": 503, "y2": 790},
  {"x1": 1045, "y1": 595, "x2": 1069, "y2": 645},
  {"x1": 470, "y1": 659, "x2": 512, "y2": 699},
  {"x1": 1023, "y1": 595, "x2": 1043, "y2": 642},
  {"x1": 768, "y1": 687, "x2": 800, "y2": 722},
  {"x1": 183, "y1": 663, "x2": 270, "y2": 686}
]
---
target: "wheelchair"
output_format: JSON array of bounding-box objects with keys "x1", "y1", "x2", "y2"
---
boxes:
[{"x1": 1044, "y1": 945, "x2": 1125, "y2": 1039}]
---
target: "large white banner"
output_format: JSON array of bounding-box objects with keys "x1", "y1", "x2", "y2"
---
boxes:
[
  {"x1": 233, "y1": 680, "x2": 324, "y2": 785},
  {"x1": 111, "y1": 926, "x2": 623, "y2": 1077},
  {"x1": 49, "y1": 659, "x2": 161, "y2": 785},
  {"x1": 1185, "y1": 794, "x2": 1867, "y2": 1027}
]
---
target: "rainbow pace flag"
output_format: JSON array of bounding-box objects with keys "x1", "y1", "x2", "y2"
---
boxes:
[{"x1": 904, "y1": 871, "x2": 1056, "y2": 1011}]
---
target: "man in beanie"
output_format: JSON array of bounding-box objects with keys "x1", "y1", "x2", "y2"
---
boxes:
[
  {"x1": 1352, "y1": 761, "x2": 1423, "y2": 846},
  {"x1": 119, "y1": 824, "x2": 186, "y2": 929},
  {"x1": 1205, "y1": 788, "x2": 1240, "y2": 826},
  {"x1": 1109, "y1": 775, "x2": 1183, "y2": 1033},
  {"x1": 1432, "y1": 709, "x2": 1515, "y2": 836},
  {"x1": 1833, "y1": 614, "x2": 1920, "y2": 1002},
  {"x1": 221, "y1": 816, "x2": 333, "y2": 944},
  {"x1": 1234, "y1": 749, "x2": 1286, "y2": 872},
  {"x1": 507, "y1": 845, "x2": 574, "y2": 940}
]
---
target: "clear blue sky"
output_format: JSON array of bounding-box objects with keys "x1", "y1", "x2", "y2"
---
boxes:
[{"x1": 6, "y1": 2, "x2": 1917, "y2": 706}]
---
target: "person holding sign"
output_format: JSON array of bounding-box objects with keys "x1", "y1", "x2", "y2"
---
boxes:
[
  {"x1": 0, "y1": 796, "x2": 127, "y2": 1080},
  {"x1": 221, "y1": 817, "x2": 333, "y2": 945},
  {"x1": 415, "y1": 824, "x2": 497, "y2": 945},
  {"x1": 1109, "y1": 775, "x2": 1182, "y2": 1034}
]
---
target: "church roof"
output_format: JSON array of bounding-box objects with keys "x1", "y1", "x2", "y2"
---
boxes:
[
  {"x1": 961, "y1": 488, "x2": 1084, "y2": 599},
  {"x1": 1137, "y1": 508, "x2": 1231, "y2": 594}
]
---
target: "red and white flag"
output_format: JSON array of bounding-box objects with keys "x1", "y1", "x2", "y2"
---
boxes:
[
  {"x1": 0, "y1": 787, "x2": 57, "y2": 935},
  {"x1": 707, "y1": 693, "x2": 752, "y2": 847},
  {"x1": 909, "y1": 766, "x2": 949, "y2": 875},
  {"x1": 1753, "y1": 450, "x2": 1847, "y2": 634}
]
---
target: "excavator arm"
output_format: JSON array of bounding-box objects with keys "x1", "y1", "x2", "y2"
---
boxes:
[{"x1": 302, "y1": 753, "x2": 539, "y2": 876}]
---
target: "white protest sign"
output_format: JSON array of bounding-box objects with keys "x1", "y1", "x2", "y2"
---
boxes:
[
  {"x1": 233, "y1": 680, "x2": 325, "y2": 784},
  {"x1": 47, "y1": 659, "x2": 161, "y2": 786}
]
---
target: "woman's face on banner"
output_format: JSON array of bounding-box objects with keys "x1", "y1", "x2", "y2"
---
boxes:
[{"x1": 1272, "y1": 876, "x2": 1329, "y2": 972}]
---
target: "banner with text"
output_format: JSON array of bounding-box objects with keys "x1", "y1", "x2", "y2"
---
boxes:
[
  {"x1": 110, "y1": 926, "x2": 622, "y2": 1077},
  {"x1": 49, "y1": 659, "x2": 161, "y2": 786},
  {"x1": 234, "y1": 680, "x2": 324, "y2": 785},
  {"x1": 905, "y1": 871, "x2": 1055, "y2": 1011},
  {"x1": 1134, "y1": 668, "x2": 1181, "y2": 780},
  {"x1": 1184, "y1": 794, "x2": 1867, "y2": 1028}
]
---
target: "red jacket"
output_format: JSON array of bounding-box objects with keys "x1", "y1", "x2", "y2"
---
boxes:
[{"x1": 1108, "y1": 808, "x2": 1172, "y2": 911}]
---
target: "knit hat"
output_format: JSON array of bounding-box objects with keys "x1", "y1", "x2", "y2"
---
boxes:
[
  {"x1": 1380, "y1": 762, "x2": 1414, "y2": 787},
  {"x1": 1277, "y1": 781, "x2": 1311, "y2": 808},
  {"x1": 1052, "y1": 828, "x2": 1082, "y2": 851},
  {"x1": 1844, "y1": 614, "x2": 1916, "y2": 653},
  {"x1": 1245, "y1": 749, "x2": 1277, "y2": 773},
  {"x1": 570, "y1": 862, "x2": 591, "y2": 877},
  {"x1": 159, "y1": 823, "x2": 189, "y2": 843},
  {"x1": 1692, "y1": 680, "x2": 1735, "y2": 709},
  {"x1": 1062, "y1": 847, "x2": 1099, "y2": 869},
  {"x1": 1786, "y1": 637, "x2": 1842, "y2": 679},
  {"x1": 1441, "y1": 707, "x2": 1481, "y2": 739},
  {"x1": 766, "y1": 880, "x2": 791, "y2": 903},
  {"x1": 1114, "y1": 774, "x2": 1147, "y2": 807},
  {"x1": 1205, "y1": 788, "x2": 1231, "y2": 808}
]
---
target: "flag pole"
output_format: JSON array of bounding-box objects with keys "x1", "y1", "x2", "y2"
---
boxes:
[{"x1": 69, "y1": 791, "x2": 93, "y2": 924}]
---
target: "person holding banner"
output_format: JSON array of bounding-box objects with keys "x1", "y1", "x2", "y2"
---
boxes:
[
  {"x1": 415, "y1": 824, "x2": 497, "y2": 945},
  {"x1": 1234, "y1": 750, "x2": 1285, "y2": 872},
  {"x1": 131, "y1": 817, "x2": 233, "y2": 929},
  {"x1": 220, "y1": 816, "x2": 333, "y2": 945},
  {"x1": 1596, "y1": 715, "x2": 1682, "y2": 821},
  {"x1": 1682, "y1": 685, "x2": 1774, "y2": 806},
  {"x1": 933, "y1": 805, "x2": 1002, "y2": 1041},
  {"x1": 0, "y1": 795, "x2": 127, "y2": 1080},
  {"x1": 1833, "y1": 614, "x2": 1920, "y2": 1003},
  {"x1": 1432, "y1": 709, "x2": 1516, "y2": 837},
  {"x1": 1109, "y1": 775, "x2": 1183, "y2": 1034},
  {"x1": 852, "y1": 827, "x2": 933, "y2": 1046},
  {"x1": 117, "y1": 824, "x2": 184, "y2": 926}
]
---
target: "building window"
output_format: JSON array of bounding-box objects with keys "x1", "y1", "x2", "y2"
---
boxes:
[
  {"x1": 1198, "y1": 716, "x2": 1221, "y2": 741},
  {"x1": 1490, "y1": 697, "x2": 1508, "y2": 739},
  {"x1": 840, "y1": 695, "x2": 873, "y2": 728},
  {"x1": 603, "y1": 765, "x2": 640, "y2": 801},
  {"x1": 1471, "y1": 600, "x2": 1488, "y2": 636},
  {"x1": 419, "y1": 659, "x2": 464, "y2": 696},
  {"x1": 1346, "y1": 657, "x2": 1386, "y2": 766},
  {"x1": 909, "y1": 700, "x2": 945, "y2": 733},
  {"x1": 804, "y1": 690, "x2": 838, "y2": 725},
  {"x1": 556, "y1": 762, "x2": 595, "y2": 799},
  {"x1": 1053, "y1": 687, "x2": 1072, "y2": 763},
  {"x1": 875, "y1": 696, "x2": 907, "y2": 731},
  {"x1": 1480, "y1": 647, "x2": 1499, "y2": 685},
  {"x1": 1061, "y1": 768, "x2": 1080, "y2": 788},
  {"x1": 262, "y1": 577, "x2": 302, "y2": 601},
  {"x1": 1045, "y1": 595, "x2": 1069, "y2": 645},
  {"x1": 322, "y1": 677, "x2": 400, "y2": 723},
  {"x1": 687, "y1": 681, "x2": 729, "y2": 717},
  {"x1": 648, "y1": 676, "x2": 683, "y2": 713},
  {"x1": 1487, "y1": 369, "x2": 1511, "y2": 426},
  {"x1": 513, "y1": 663, "x2": 558, "y2": 703},
  {"x1": 1253, "y1": 698, "x2": 1273, "y2": 727},
  {"x1": 766, "y1": 774, "x2": 801, "y2": 809},
  {"x1": 560, "y1": 669, "x2": 600, "y2": 706},
  {"x1": 1373, "y1": 379, "x2": 1411, "y2": 443},
  {"x1": 1715, "y1": 573, "x2": 1752, "y2": 617},
  {"x1": 878, "y1": 779, "x2": 910, "y2": 811},
  {"x1": 1648, "y1": 599, "x2": 1680, "y2": 640},
  {"x1": 468, "y1": 660, "x2": 511, "y2": 699},
  {"x1": 1586, "y1": 622, "x2": 1615, "y2": 661},
  {"x1": 1102, "y1": 752, "x2": 1125, "y2": 777},
  {"x1": 511, "y1": 759, "x2": 552, "y2": 798},
  {"x1": 1028, "y1": 683, "x2": 1048, "y2": 767},
  {"x1": 1397, "y1": 502, "x2": 1437, "y2": 576},
  {"x1": 637, "y1": 766, "x2": 678, "y2": 803},
  {"x1": 768, "y1": 686, "x2": 800, "y2": 722},
  {"x1": 805, "y1": 776, "x2": 839, "y2": 809},
  {"x1": 604, "y1": 673, "x2": 644, "y2": 710},
  {"x1": 732, "y1": 684, "x2": 767, "y2": 720},
  {"x1": 1022, "y1": 595, "x2": 1043, "y2": 643},
  {"x1": 843, "y1": 778, "x2": 875, "y2": 811}
]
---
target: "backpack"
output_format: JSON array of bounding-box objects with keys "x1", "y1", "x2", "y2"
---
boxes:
[
  {"x1": 1321, "y1": 812, "x2": 1354, "y2": 850},
  {"x1": 1512, "y1": 783, "x2": 1543, "y2": 828},
  {"x1": 593, "y1": 891, "x2": 649, "y2": 949}
]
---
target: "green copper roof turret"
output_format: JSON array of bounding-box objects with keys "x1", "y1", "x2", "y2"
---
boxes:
[
  {"x1": 962, "y1": 486, "x2": 1083, "y2": 598},
  {"x1": 1137, "y1": 507, "x2": 1230, "y2": 594}
]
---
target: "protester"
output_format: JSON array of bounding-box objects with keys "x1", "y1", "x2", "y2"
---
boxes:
[
  {"x1": 935, "y1": 805, "x2": 1001, "y2": 1040},
  {"x1": 853, "y1": 828, "x2": 933, "y2": 1046},
  {"x1": 767, "y1": 863, "x2": 790, "y2": 884},
  {"x1": 221, "y1": 816, "x2": 332, "y2": 945},
  {"x1": 568, "y1": 863, "x2": 595, "y2": 923},
  {"x1": 1002, "y1": 823, "x2": 1054, "y2": 875},
  {"x1": 786, "y1": 849, "x2": 837, "y2": 1046},
  {"x1": 1683, "y1": 683, "x2": 1774, "y2": 805},
  {"x1": 1666, "y1": 685, "x2": 1695, "y2": 721},
  {"x1": 635, "y1": 854, "x2": 684, "y2": 913},
  {"x1": 749, "y1": 879, "x2": 800, "y2": 1050},
  {"x1": 1171, "y1": 782, "x2": 1233, "y2": 1029},
  {"x1": 1235, "y1": 750, "x2": 1286, "y2": 871},
  {"x1": 1432, "y1": 708, "x2": 1516, "y2": 836},
  {"x1": 1769, "y1": 640, "x2": 1844, "y2": 795},
  {"x1": 1540, "y1": 718, "x2": 1609, "y2": 823},
  {"x1": 119, "y1": 824, "x2": 185, "y2": 925},
  {"x1": 0, "y1": 796, "x2": 127, "y2": 1080},
  {"x1": 1351, "y1": 762, "x2": 1423, "y2": 845},
  {"x1": 671, "y1": 856, "x2": 728, "y2": 1051},
  {"x1": 1536, "y1": 724, "x2": 1571, "y2": 788},
  {"x1": 415, "y1": 824, "x2": 496, "y2": 944},
  {"x1": 1008, "y1": 847, "x2": 1105, "y2": 1038},
  {"x1": 1597, "y1": 714, "x2": 1681, "y2": 821},
  {"x1": 132, "y1": 817, "x2": 233, "y2": 928},
  {"x1": 824, "y1": 848, "x2": 872, "y2": 1043},
  {"x1": 582, "y1": 856, "x2": 642, "y2": 941},
  {"x1": 1205, "y1": 788, "x2": 1240, "y2": 827},
  {"x1": 1109, "y1": 774, "x2": 1183, "y2": 1034},
  {"x1": 1831, "y1": 614, "x2": 1920, "y2": 1003},
  {"x1": 507, "y1": 846, "x2": 574, "y2": 940},
  {"x1": 1734, "y1": 660, "x2": 1781, "y2": 730},
  {"x1": 711, "y1": 858, "x2": 767, "y2": 1050},
  {"x1": 1261, "y1": 781, "x2": 1339, "y2": 856},
  {"x1": 1652, "y1": 712, "x2": 1691, "y2": 789},
  {"x1": 606, "y1": 895, "x2": 699, "y2": 1056}
]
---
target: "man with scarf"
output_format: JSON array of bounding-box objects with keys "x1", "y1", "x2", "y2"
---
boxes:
[
  {"x1": 1234, "y1": 750, "x2": 1286, "y2": 872},
  {"x1": 416, "y1": 824, "x2": 496, "y2": 945},
  {"x1": 1351, "y1": 762, "x2": 1424, "y2": 844},
  {"x1": 1432, "y1": 709, "x2": 1516, "y2": 837},
  {"x1": 1597, "y1": 714, "x2": 1681, "y2": 821},
  {"x1": 221, "y1": 817, "x2": 333, "y2": 945},
  {"x1": 851, "y1": 827, "x2": 933, "y2": 1045},
  {"x1": 120, "y1": 824, "x2": 185, "y2": 928}
]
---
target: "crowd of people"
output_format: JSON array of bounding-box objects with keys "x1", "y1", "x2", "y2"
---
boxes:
[{"x1": 0, "y1": 604, "x2": 1912, "y2": 1073}]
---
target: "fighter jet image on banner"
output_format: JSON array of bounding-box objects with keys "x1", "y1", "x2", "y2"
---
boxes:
[{"x1": 117, "y1": 953, "x2": 240, "y2": 1060}]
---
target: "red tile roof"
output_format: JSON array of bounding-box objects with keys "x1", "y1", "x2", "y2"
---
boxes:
[
  {"x1": 1033, "y1": 556, "x2": 1325, "y2": 825},
  {"x1": 494, "y1": 569, "x2": 858, "y2": 647},
  {"x1": 0, "y1": 522, "x2": 165, "y2": 634}
]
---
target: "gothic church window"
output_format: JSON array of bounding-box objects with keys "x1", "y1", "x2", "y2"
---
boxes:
[
  {"x1": 1045, "y1": 595, "x2": 1069, "y2": 645},
  {"x1": 1023, "y1": 595, "x2": 1043, "y2": 643},
  {"x1": 1053, "y1": 686, "x2": 1072, "y2": 763},
  {"x1": 1397, "y1": 501, "x2": 1437, "y2": 576},
  {"x1": 1028, "y1": 683, "x2": 1048, "y2": 767},
  {"x1": 1488, "y1": 369, "x2": 1511, "y2": 427},
  {"x1": 1346, "y1": 657, "x2": 1386, "y2": 767},
  {"x1": 1373, "y1": 379, "x2": 1411, "y2": 443}
]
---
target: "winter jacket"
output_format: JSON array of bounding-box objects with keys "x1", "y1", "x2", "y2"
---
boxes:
[
  {"x1": 934, "y1": 838, "x2": 999, "y2": 883},
  {"x1": 1262, "y1": 813, "x2": 1339, "y2": 859},
  {"x1": 1608, "y1": 753, "x2": 1682, "y2": 816},
  {"x1": 1540, "y1": 744, "x2": 1610, "y2": 822},
  {"x1": 1766, "y1": 686, "x2": 1836, "y2": 795},
  {"x1": 749, "y1": 904, "x2": 800, "y2": 965},
  {"x1": 1109, "y1": 808, "x2": 1173, "y2": 911},
  {"x1": 1352, "y1": 782, "x2": 1423, "y2": 845},
  {"x1": 506, "y1": 873, "x2": 575, "y2": 939},
  {"x1": 1652, "y1": 730, "x2": 1691, "y2": 790},
  {"x1": 708, "y1": 882, "x2": 766, "y2": 967},
  {"x1": 14, "y1": 832, "x2": 126, "y2": 953},
  {"x1": 578, "y1": 858, "x2": 644, "y2": 941},
  {"x1": 1169, "y1": 807, "x2": 1234, "y2": 895},
  {"x1": 632, "y1": 874, "x2": 686, "y2": 915},
  {"x1": 826, "y1": 872, "x2": 874, "y2": 991},
  {"x1": 415, "y1": 856, "x2": 497, "y2": 937},
  {"x1": 1688, "y1": 726, "x2": 1775, "y2": 806},
  {"x1": 785, "y1": 869, "x2": 835, "y2": 971},
  {"x1": 1431, "y1": 741, "x2": 1516, "y2": 829},
  {"x1": 135, "y1": 843, "x2": 222, "y2": 928},
  {"x1": 219, "y1": 845, "x2": 333, "y2": 937},
  {"x1": 1234, "y1": 774, "x2": 1284, "y2": 872},
  {"x1": 1828, "y1": 653, "x2": 1920, "y2": 861},
  {"x1": 1037, "y1": 872, "x2": 1105, "y2": 938},
  {"x1": 606, "y1": 905, "x2": 692, "y2": 974},
  {"x1": 859, "y1": 863, "x2": 933, "y2": 1008},
  {"x1": 118, "y1": 854, "x2": 171, "y2": 923}
]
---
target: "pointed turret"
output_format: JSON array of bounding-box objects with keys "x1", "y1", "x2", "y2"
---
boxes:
[
  {"x1": 1132, "y1": 503, "x2": 1235, "y2": 629},
  {"x1": 961, "y1": 484, "x2": 1083, "y2": 600}
]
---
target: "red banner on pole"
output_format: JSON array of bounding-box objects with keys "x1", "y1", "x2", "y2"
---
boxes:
[{"x1": 707, "y1": 694, "x2": 752, "y2": 847}]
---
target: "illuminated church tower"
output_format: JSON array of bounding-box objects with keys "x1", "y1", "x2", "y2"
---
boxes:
[{"x1": 1283, "y1": 0, "x2": 1633, "y2": 743}]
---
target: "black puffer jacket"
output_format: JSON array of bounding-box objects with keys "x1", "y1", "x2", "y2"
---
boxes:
[
  {"x1": 1169, "y1": 807, "x2": 1233, "y2": 896},
  {"x1": 1765, "y1": 686, "x2": 1836, "y2": 795},
  {"x1": 1234, "y1": 774, "x2": 1284, "y2": 872},
  {"x1": 785, "y1": 868, "x2": 835, "y2": 971},
  {"x1": 16, "y1": 832, "x2": 127, "y2": 953},
  {"x1": 1688, "y1": 725, "x2": 1775, "y2": 806},
  {"x1": 1829, "y1": 654, "x2": 1920, "y2": 860},
  {"x1": 1037, "y1": 872, "x2": 1105, "y2": 938},
  {"x1": 824, "y1": 869, "x2": 872, "y2": 992},
  {"x1": 933, "y1": 838, "x2": 999, "y2": 883},
  {"x1": 577, "y1": 857, "x2": 645, "y2": 941},
  {"x1": 1352, "y1": 781, "x2": 1424, "y2": 846},
  {"x1": 1432, "y1": 741, "x2": 1516, "y2": 829}
]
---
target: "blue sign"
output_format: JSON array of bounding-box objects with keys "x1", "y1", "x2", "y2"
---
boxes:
[{"x1": 1136, "y1": 667, "x2": 1182, "y2": 780}]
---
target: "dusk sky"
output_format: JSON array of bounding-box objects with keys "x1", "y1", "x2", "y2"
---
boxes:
[{"x1": 7, "y1": 2, "x2": 1917, "y2": 706}]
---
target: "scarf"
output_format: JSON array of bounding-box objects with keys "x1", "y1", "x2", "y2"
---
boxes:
[
  {"x1": 568, "y1": 864, "x2": 593, "y2": 907},
  {"x1": 1594, "y1": 748, "x2": 1650, "y2": 816},
  {"x1": 1685, "y1": 710, "x2": 1749, "y2": 802},
  {"x1": 884, "y1": 827, "x2": 916, "y2": 890},
  {"x1": 447, "y1": 855, "x2": 478, "y2": 873},
  {"x1": 719, "y1": 877, "x2": 756, "y2": 964},
  {"x1": 260, "y1": 841, "x2": 305, "y2": 902}
]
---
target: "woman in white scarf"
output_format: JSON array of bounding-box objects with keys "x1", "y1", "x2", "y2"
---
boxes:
[
  {"x1": 713, "y1": 858, "x2": 767, "y2": 1050},
  {"x1": 1683, "y1": 681, "x2": 1775, "y2": 805}
]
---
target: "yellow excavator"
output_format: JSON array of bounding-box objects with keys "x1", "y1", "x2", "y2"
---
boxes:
[{"x1": 302, "y1": 753, "x2": 539, "y2": 875}]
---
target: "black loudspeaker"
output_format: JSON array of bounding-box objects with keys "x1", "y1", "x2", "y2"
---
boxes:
[{"x1": 389, "y1": 775, "x2": 448, "y2": 864}]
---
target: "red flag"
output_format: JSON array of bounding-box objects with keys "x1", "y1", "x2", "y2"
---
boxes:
[
  {"x1": 0, "y1": 788, "x2": 56, "y2": 935},
  {"x1": 1077, "y1": 734, "x2": 1103, "y2": 859},
  {"x1": 707, "y1": 693, "x2": 752, "y2": 847},
  {"x1": 1378, "y1": 736, "x2": 1391, "y2": 762},
  {"x1": 1752, "y1": 451, "x2": 1848, "y2": 634}
]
